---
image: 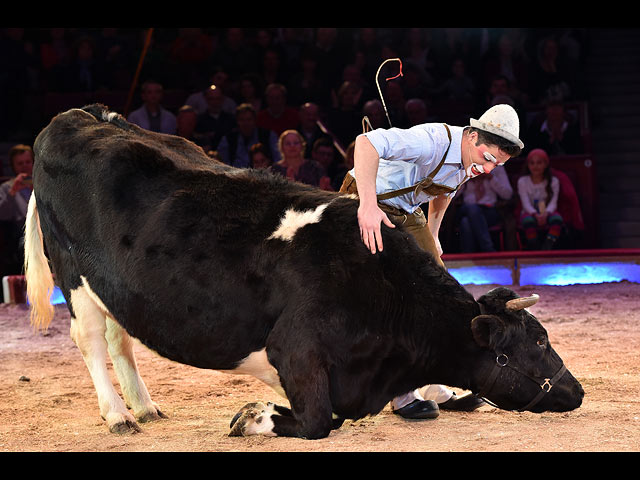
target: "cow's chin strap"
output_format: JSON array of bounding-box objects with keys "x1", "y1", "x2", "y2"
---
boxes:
[{"x1": 475, "y1": 352, "x2": 568, "y2": 412}]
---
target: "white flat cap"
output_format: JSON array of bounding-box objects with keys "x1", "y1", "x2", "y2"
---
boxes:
[{"x1": 470, "y1": 104, "x2": 524, "y2": 149}]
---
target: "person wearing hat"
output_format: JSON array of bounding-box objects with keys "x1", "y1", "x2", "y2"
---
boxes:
[{"x1": 339, "y1": 104, "x2": 524, "y2": 419}]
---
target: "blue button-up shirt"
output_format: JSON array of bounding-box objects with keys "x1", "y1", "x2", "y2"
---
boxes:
[{"x1": 350, "y1": 123, "x2": 468, "y2": 213}]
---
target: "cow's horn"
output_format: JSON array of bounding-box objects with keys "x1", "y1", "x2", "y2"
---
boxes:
[{"x1": 505, "y1": 294, "x2": 539, "y2": 311}]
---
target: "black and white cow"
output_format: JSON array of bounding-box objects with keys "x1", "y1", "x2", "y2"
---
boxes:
[{"x1": 25, "y1": 105, "x2": 583, "y2": 439}]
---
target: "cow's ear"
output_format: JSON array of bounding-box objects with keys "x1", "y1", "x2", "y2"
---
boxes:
[{"x1": 471, "y1": 315, "x2": 505, "y2": 349}]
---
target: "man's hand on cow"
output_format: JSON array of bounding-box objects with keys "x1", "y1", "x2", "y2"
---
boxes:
[{"x1": 357, "y1": 203, "x2": 395, "y2": 254}]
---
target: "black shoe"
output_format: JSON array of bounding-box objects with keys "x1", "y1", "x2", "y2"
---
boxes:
[
  {"x1": 438, "y1": 393, "x2": 486, "y2": 411},
  {"x1": 393, "y1": 399, "x2": 439, "y2": 419}
]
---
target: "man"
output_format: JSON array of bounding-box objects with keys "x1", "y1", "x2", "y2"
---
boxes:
[
  {"x1": 127, "y1": 80, "x2": 177, "y2": 134},
  {"x1": 0, "y1": 144, "x2": 34, "y2": 276},
  {"x1": 194, "y1": 84, "x2": 237, "y2": 154},
  {"x1": 457, "y1": 166, "x2": 514, "y2": 253},
  {"x1": 340, "y1": 104, "x2": 524, "y2": 419},
  {"x1": 256, "y1": 83, "x2": 299, "y2": 137},
  {"x1": 217, "y1": 103, "x2": 280, "y2": 168}
]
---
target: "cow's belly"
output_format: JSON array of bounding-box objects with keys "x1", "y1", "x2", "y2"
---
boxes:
[{"x1": 76, "y1": 274, "x2": 276, "y2": 371}]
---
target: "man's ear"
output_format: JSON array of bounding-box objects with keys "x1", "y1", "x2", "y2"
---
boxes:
[{"x1": 470, "y1": 314, "x2": 505, "y2": 349}]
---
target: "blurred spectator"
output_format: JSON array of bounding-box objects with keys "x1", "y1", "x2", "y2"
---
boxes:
[
  {"x1": 185, "y1": 72, "x2": 237, "y2": 116},
  {"x1": 399, "y1": 60, "x2": 435, "y2": 102},
  {"x1": 351, "y1": 28, "x2": 383, "y2": 81},
  {"x1": 382, "y1": 81, "x2": 408, "y2": 128},
  {"x1": 455, "y1": 166, "x2": 513, "y2": 253},
  {"x1": 362, "y1": 99, "x2": 386, "y2": 130},
  {"x1": 0, "y1": 144, "x2": 33, "y2": 222},
  {"x1": 271, "y1": 130, "x2": 328, "y2": 188},
  {"x1": 50, "y1": 35, "x2": 103, "y2": 92},
  {"x1": 169, "y1": 28, "x2": 214, "y2": 67},
  {"x1": 327, "y1": 81, "x2": 364, "y2": 149},
  {"x1": 249, "y1": 143, "x2": 273, "y2": 169},
  {"x1": 260, "y1": 47, "x2": 287, "y2": 86},
  {"x1": 437, "y1": 57, "x2": 476, "y2": 102},
  {"x1": 176, "y1": 105, "x2": 199, "y2": 143},
  {"x1": 517, "y1": 148, "x2": 564, "y2": 250},
  {"x1": 530, "y1": 35, "x2": 576, "y2": 104},
  {"x1": 481, "y1": 31, "x2": 529, "y2": 104},
  {"x1": 310, "y1": 137, "x2": 340, "y2": 191},
  {"x1": 0, "y1": 144, "x2": 34, "y2": 275},
  {"x1": 297, "y1": 102, "x2": 329, "y2": 158},
  {"x1": 0, "y1": 29, "x2": 38, "y2": 138},
  {"x1": 193, "y1": 84, "x2": 236, "y2": 152},
  {"x1": 256, "y1": 83, "x2": 300, "y2": 136},
  {"x1": 399, "y1": 28, "x2": 439, "y2": 86},
  {"x1": 95, "y1": 28, "x2": 134, "y2": 90},
  {"x1": 39, "y1": 28, "x2": 72, "y2": 73},
  {"x1": 481, "y1": 74, "x2": 526, "y2": 113},
  {"x1": 217, "y1": 103, "x2": 280, "y2": 168},
  {"x1": 313, "y1": 28, "x2": 347, "y2": 89},
  {"x1": 405, "y1": 98, "x2": 435, "y2": 126},
  {"x1": 236, "y1": 73, "x2": 264, "y2": 113},
  {"x1": 333, "y1": 140, "x2": 356, "y2": 190},
  {"x1": 216, "y1": 28, "x2": 258, "y2": 79},
  {"x1": 526, "y1": 99, "x2": 583, "y2": 155},
  {"x1": 288, "y1": 47, "x2": 328, "y2": 106},
  {"x1": 128, "y1": 80, "x2": 177, "y2": 134},
  {"x1": 275, "y1": 28, "x2": 314, "y2": 76}
]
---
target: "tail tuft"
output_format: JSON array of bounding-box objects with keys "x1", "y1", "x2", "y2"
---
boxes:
[{"x1": 24, "y1": 194, "x2": 55, "y2": 331}]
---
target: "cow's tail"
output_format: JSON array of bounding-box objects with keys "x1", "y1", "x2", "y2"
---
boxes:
[{"x1": 24, "y1": 193, "x2": 55, "y2": 331}]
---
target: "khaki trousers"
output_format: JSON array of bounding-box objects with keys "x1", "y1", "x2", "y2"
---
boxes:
[{"x1": 339, "y1": 173, "x2": 445, "y2": 268}]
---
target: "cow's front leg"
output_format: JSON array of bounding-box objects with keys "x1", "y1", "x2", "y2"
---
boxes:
[
  {"x1": 105, "y1": 316, "x2": 166, "y2": 424},
  {"x1": 228, "y1": 352, "x2": 335, "y2": 439}
]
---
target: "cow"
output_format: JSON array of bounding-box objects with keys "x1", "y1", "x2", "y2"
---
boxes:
[{"x1": 24, "y1": 104, "x2": 583, "y2": 439}]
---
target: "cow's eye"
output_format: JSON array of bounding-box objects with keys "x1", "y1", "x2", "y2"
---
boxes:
[{"x1": 536, "y1": 337, "x2": 547, "y2": 349}]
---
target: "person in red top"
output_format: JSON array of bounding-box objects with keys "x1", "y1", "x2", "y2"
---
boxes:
[{"x1": 256, "y1": 83, "x2": 300, "y2": 137}]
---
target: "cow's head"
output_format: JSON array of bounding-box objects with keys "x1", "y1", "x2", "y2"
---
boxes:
[{"x1": 470, "y1": 287, "x2": 583, "y2": 412}]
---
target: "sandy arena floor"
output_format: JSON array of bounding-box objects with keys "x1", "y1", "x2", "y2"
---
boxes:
[{"x1": 1, "y1": 282, "x2": 638, "y2": 452}]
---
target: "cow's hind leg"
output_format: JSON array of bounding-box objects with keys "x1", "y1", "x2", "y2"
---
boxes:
[
  {"x1": 69, "y1": 285, "x2": 140, "y2": 433},
  {"x1": 105, "y1": 317, "x2": 167, "y2": 424}
]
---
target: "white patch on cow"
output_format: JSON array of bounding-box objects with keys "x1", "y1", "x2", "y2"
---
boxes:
[
  {"x1": 102, "y1": 111, "x2": 120, "y2": 123},
  {"x1": 220, "y1": 349, "x2": 286, "y2": 398},
  {"x1": 268, "y1": 203, "x2": 329, "y2": 242},
  {"x1": 79, "y1": 276, "x2": 112, "y2": 316}
]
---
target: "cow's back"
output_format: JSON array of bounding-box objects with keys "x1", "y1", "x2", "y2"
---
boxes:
[{"x1": 31, "y1": 105, "x2": 330, "y2": 368}]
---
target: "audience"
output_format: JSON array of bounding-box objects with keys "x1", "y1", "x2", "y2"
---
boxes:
[{"x1": 0, "y1": 27, "x2": 595, "y2": 261}]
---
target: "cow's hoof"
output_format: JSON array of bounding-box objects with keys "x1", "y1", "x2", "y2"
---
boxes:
[
  {"x1": 229, "y1": 402, "x2": 277, "y2": 437},
  {"x1": 137, "y1": 408, "x2": 168, "y2": 424},
  {"x1": 109, "y1": 419, "x2": 142, "y2": 434},
  {"x1": 105, "y1": 412, "x2": 143, "y2": 434}
]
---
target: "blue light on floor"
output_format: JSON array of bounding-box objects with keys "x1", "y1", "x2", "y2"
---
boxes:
[
  {"x1": 448, "y1": 265, "x2": 514, "y2": 285},
  {"x1": 519, "y1": 262, "x2": 640, "y2": 286},
  {"x1": 50, "y1": 286, "x2": 66, "y2": 305}
]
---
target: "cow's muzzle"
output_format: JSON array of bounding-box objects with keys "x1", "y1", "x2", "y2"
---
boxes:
[{"x1": 475, "y1": 352, "x2": 568, "y2": 412}]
